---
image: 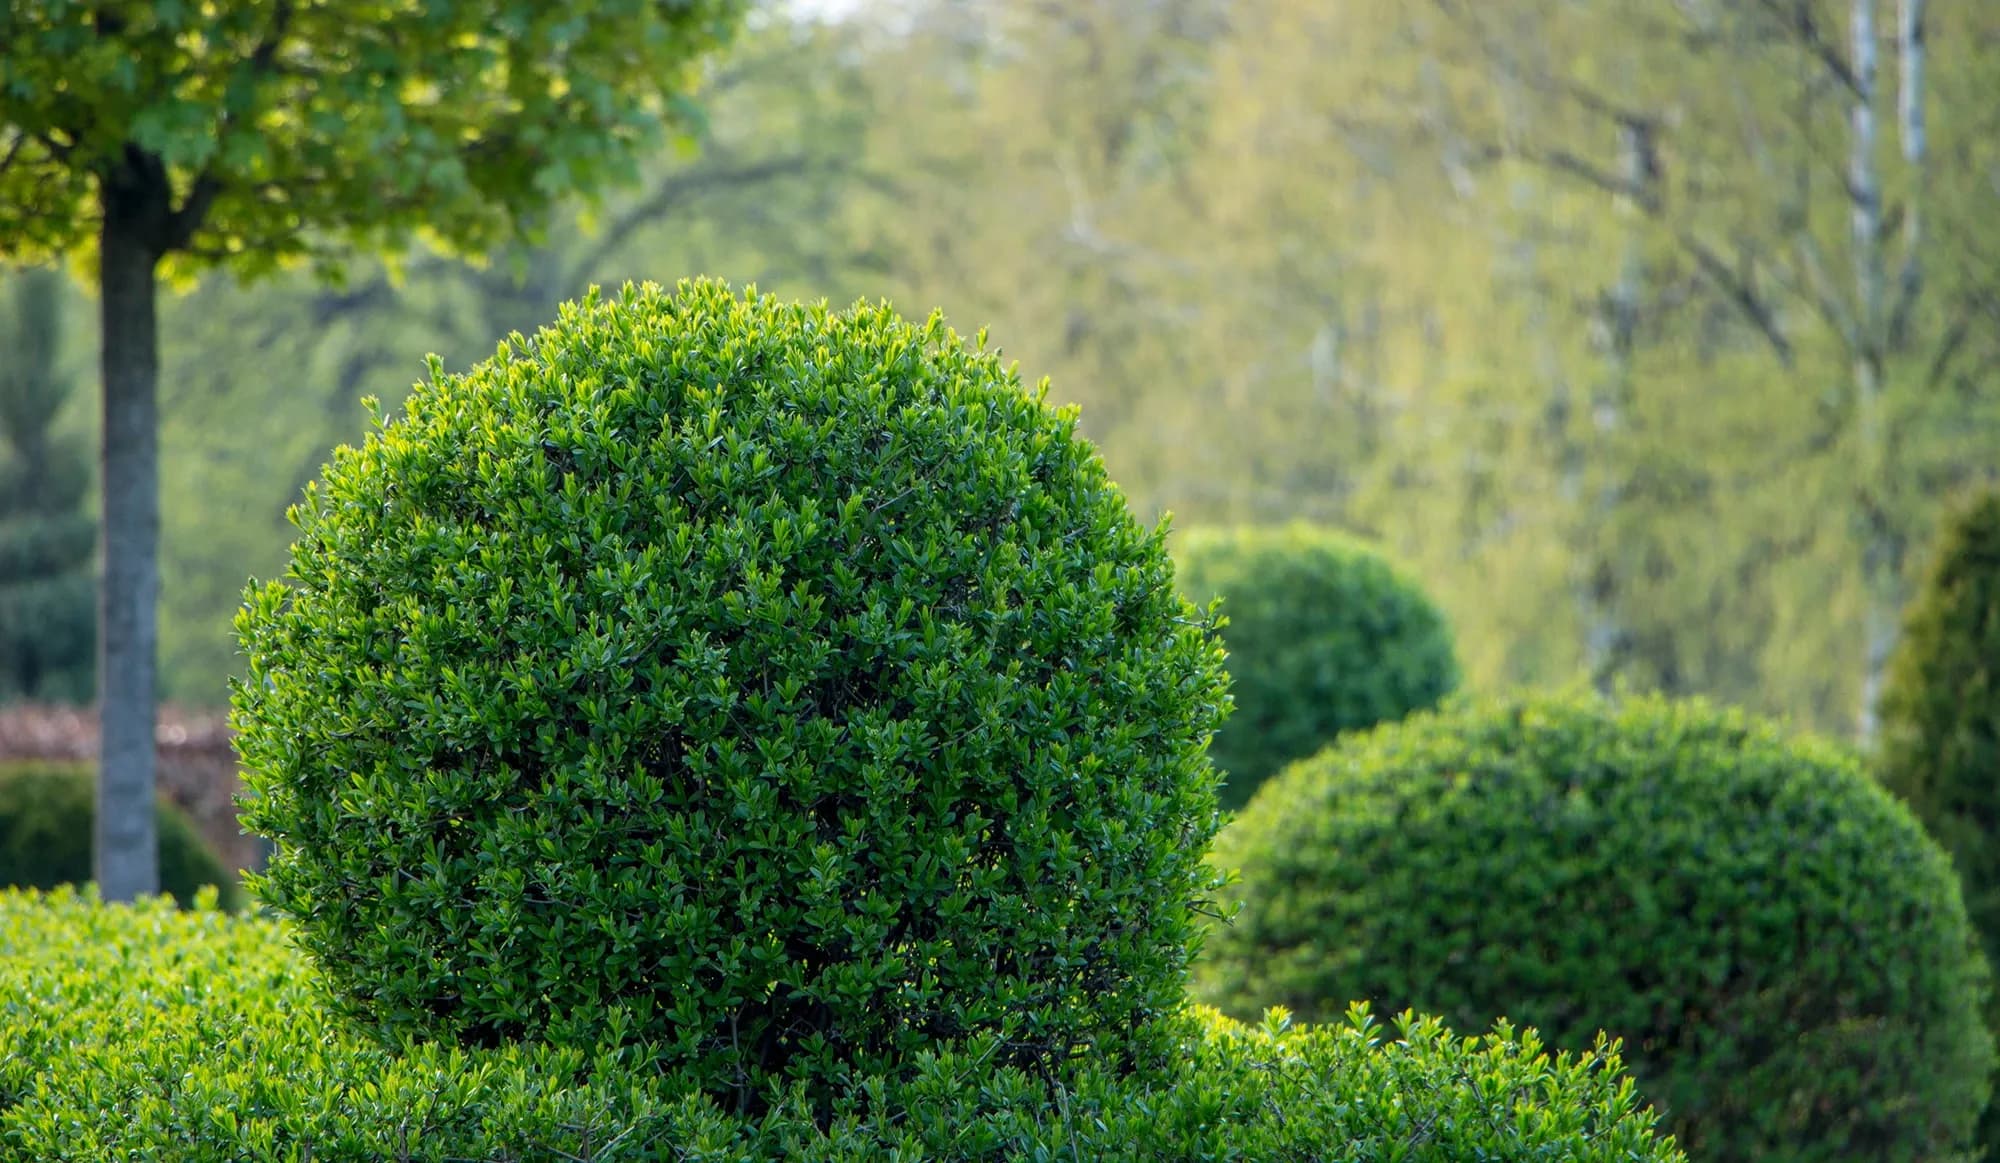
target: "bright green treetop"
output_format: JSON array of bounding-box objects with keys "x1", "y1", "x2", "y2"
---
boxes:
[{"x1": 0, "y1": 0, "x2": 743, "y2": 275}]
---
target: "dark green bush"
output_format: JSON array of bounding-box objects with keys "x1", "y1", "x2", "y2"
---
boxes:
[
  {"x1": 1195, "y1": 691, "x2": 1994, "y2": 1163},
  {"x1": 0, "y1": 760, "x2": 240, "y2": 910},
  {"x1": 0, "y1": 887, "x2": 1687, "y2": 1162},
  {"x1": 232, "y1": 279, "x2": 1234, "y2": 1109},
  {"x1": 1173, "y1": 524, "x2": 1458, "y2": 810},
  {"x1": 1878, "y1": 487, "x2": 2000, "y2": 1157}
]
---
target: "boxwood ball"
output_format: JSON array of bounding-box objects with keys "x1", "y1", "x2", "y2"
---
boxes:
[
  {"x1": 1195, "y1": 691, "x2": 1993, "y2": 1163},
  {"x1": 232, "y1": 280, "x2": 1232, "y2": 1108},
  {"x1": 1174, "y1": 524, "x2": 1458, "y2": 811}
]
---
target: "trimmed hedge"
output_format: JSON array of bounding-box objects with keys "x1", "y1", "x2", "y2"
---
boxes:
[
  {"x1": 1173, "y1": 525, "x2": 1458, "y2": 810},
  {"x1": 1878, "y1": 487, "x2": 2000, "y2": 1158},
  {"x1": 1195, "y1": 691, "x2": 1994, "y2": 1163},
  {"x1": 0, "y1": 887, "x2": 1687, "y2": 1162},
  {"x1": 233, "y1": 280, "x2": 1233, "y2": 1109},
  {"x1": 0, "y1": 760, "x2": 240, "y2": 911}
]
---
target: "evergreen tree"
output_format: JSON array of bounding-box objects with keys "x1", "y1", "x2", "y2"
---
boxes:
[
  {"x1": 1878, "y1": 485, "x2": 2000, "y2": 1158},
  {"x1": 0, "y1": 267, "x2": 93, "y2": 704}
]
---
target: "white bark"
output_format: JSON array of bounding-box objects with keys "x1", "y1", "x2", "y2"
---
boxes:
[
  {"x1": 1894, "y1": 0, "x2": 1926, "y2": 312},
  {"x1": 1851, "y1": 0, "x2": 1893, "y2": 747},
  {"x1": 1581, "y1": 118, "x2": 1652, "y2": 692}
]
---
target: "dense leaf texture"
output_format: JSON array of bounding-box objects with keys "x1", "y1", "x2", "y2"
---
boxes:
[
  {"x1": 1878, "y1": 488, "x2": 2000, "y2": 1156},
  {"x1": 1175, "y1": 525, "x2": 1458, "y2": 809},
  {"x1": 0, "y1": 762, "x2": 238, "y2": 910},
  {"x1": 0, "y1": 0, "x2": 744, "y2": 274},
  {"x1": 233, "y1": 279, "x2": 1232, "y2": 1109},
  {"x1": 1197, "y1": 691, "x2": 1994, "y2": 1163},
  {"x1": 0, "y1": 888, "x2": 1686, "y2": 1162}
]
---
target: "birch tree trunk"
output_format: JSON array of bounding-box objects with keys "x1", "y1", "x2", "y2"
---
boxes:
[
  {"x1": 1853, "y1": 0, "x2": 1929, "y2": 747},
  {"x1": 1581, "y1": 118, "x2": 1653, "y2": 692}
]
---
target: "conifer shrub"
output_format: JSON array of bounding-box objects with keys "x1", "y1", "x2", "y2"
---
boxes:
[
  {"x1": 1878, "y1": 487, "x2": 2000, "y2": 1158},
  {"x1": 231, "y1": 280, "x2": 1234, "y2": 1110},
  {"x1": 0, "y1": 760, "x2": 240, "y2": 910},
  {"x1": 0, "y1": 886, "x2": 1688, "y2": 1162},
  {"x1": 1174, "y1": 524, "x2": 1458, "y2": 809},
  {"x1": 0, "y1": 267, "x2": 95, "y2": 704},
  {"x1": 1195, "y1": 691, "x2": 1994, "y2": 1163}
]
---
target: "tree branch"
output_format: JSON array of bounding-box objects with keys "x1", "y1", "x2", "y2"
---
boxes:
[
  {"x1": 1431, "y1": 0, "x2": 1663, "y2": 131},
  {"x1": 1675, "y1": 229, "x2": 1797, "y2": 367},
  {"x1": 165, "y1": 0, "x2": 298, "y2": 255},
  {"x1": 1500, "y1": 143, "x2": 1657, "y2": 209},
  {"x1": 1721, "y1": 43, "x2": 1860, "y2": 350},
  {"x1": 1923, "y1": 311, "x2": 1969, "y2": 393},
  {"x1": 1748, "y1": 0, "x2": 1863, "y2": 96},
  {"x1": 566, "y1": 154, "x2": 824, "y2": 278},
  {"x1": 0, "y1": 131, "x2": 27, "y2": 181},
  {"x1": 165, "y1": 174, "x2": 221, "y2": 252}
]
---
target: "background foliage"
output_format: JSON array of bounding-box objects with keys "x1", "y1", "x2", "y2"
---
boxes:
[
  {"x1": 0, "y1": 761, "x2": 239, "y2": 911},
  {"x1": 0, "y1": 268, "x2": 93, "y2": 704},
  {"x1": 1173, "y1": 524, "x2": 1458, "y2": 809},
  {"x1": 5, "y1": 0, "x2": 1981, "y2": 744}
]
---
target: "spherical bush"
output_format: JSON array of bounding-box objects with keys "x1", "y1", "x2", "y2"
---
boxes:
[
  {"x1": 232, "y1": 280, "x2": 1232, "y2": 1108},
  {"x1": 1173, "y1": 524, "x2": 1457, "y2": 810},
  {"x1": 1195, "y1": 691, "x2": 1993, "y2": 1163},
  {"x1": 0, "y1": 760, "x2": 241, "y2": 910}
]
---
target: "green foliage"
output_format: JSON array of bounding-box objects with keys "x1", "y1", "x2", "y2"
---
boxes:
[
  {"x1": 1196, "y1": 690, "x2": 1995, "y2": 1163},
  {"x1": 1174, "y1": 524, "x2": 1459, "y2": 810},
  {"x1": 126, "y1": 2, "x2": 2000, "y2": 739},
  {"x1": 0, "y1": 266, "x2": 93, "y2": 704},
  {"x1": 140, "y1": 12, "x2": 881, "y2": 707},
  {"x1": 0, "y1": 762, "x2": 240, "y2": 911},
  {"x1": 1878, "y1": 487, "x2": 2000, "y2": 1157},
  {"x1": 0, "y1": 0, "x2": 747, "y2": 277},
  {"x1": 0, "y1": 886, "x2": 1686, "y2": 1162},
  {"x1": 232, "y1": 279, "x2": 1233, "y2": 1110}
]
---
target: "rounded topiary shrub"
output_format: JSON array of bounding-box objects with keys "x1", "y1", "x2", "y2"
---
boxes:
[
  {"x1": 0, "y1": 760, "x2": 241, "y2": 910},
  {"x1": 1195, "y1": 691, "x2": 1994, "y2": 1163},
  {"x1": 1173, "y1": 524, "x2": 1457, "y2": 809},
  {"x1": 232, "y1": 279, "x2": 1232, "y2": 1110},
  {"x1": 1878, "y1": 487, "x2": 2000, "y2": 1157}
]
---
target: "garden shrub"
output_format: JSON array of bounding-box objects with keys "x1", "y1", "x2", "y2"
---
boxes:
[
  {"x1": 0, "y1": 886, "x2": 1687, "y2": 1163},
  {"x1": 1878, "y1": 487, "x2": 2000, "y2": 1157},
  {"x1": 0, "y1": 760, "x2": 240, "y2": 910},
  {"x1": 1173, "y1": 524, "x2": 1458, "y2": 810},
  {"x1": 231, "y1": 279, "x2": 1235, "y2": 1110},
  {"x1": 1195, "y1": 690, "x2": 1994, "y2": 1163}
]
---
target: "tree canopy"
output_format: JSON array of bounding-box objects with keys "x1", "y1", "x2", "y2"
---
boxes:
[{"x1": 0, "y1": 0, "x2": 744, "y2": 275}]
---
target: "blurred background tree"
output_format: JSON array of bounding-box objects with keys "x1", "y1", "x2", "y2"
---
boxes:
[
  {"x1": 10, "y1": 0, "x2": 1997, "y2": 748},
  {"x1": 0, "y1": 267, "x2": 93, "y2": 705}
]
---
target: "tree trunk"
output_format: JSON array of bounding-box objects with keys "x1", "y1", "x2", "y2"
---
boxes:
[
  {"x1": 95, "y1": 174, "x2": 166, "y2": 903},
  {"x1": 1582, "y1": 118, "x2": 1653, "y2": 694},
  {"x1": 1849, "y1": 0, "x2": 1894, "y2": 748}
]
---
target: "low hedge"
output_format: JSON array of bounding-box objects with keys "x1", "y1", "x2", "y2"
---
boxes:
[
  {"x1": 0, "y1": 760, "x2": 241, "y2": 910},
  {"x1": 0, "y1": 887, "x2": 1684, "y2": 1162}
]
